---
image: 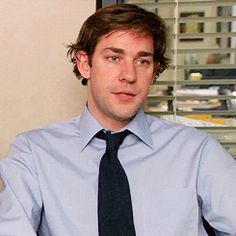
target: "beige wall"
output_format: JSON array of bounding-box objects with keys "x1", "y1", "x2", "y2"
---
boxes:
[{"x1": 0, "y1": 0, "x2": 96, "y2": 158}]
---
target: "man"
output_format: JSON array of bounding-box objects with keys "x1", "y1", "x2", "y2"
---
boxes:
[{"x1": 0, "y1": 4, "x2": 236, "y2": 236}]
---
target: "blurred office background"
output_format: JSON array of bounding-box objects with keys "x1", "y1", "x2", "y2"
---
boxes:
[{"x1": 0, "y1": 0, "x2": 95, "y2": 157}]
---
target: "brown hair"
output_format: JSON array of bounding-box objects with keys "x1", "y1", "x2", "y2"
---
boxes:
[{"x1": 67, "y1": 3, "x2": 169, "y2": 85}]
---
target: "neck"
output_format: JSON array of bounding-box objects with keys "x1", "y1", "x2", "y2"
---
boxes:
[
  {"x1": 86, "y1": 105, "x2": 132, "y2": 132},
  {"x1": 94, "y1": 113, "x2": 131, "y2": 132}
]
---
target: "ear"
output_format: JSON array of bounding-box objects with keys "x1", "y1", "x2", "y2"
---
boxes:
[{"x1": 76, "y1": 51, "x2": 91, "y2": 79}]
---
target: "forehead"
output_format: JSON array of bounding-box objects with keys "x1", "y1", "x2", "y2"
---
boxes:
[{"x1": 95, "y1": 29, "x2": 154, "y2": 53}]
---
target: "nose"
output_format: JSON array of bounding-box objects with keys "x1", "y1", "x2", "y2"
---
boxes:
[{"x1": 120, "y1": 62, "x2": 137, "y2": 83}]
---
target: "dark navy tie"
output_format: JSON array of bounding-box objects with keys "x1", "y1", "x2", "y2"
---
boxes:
[{"x1": 96, "y1": 130, "x2": 136, "y2": 236}]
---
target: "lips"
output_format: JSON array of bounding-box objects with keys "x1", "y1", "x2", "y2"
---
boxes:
[{"x1": 113, "y1": 91, "x2": 136, "y2": 102}]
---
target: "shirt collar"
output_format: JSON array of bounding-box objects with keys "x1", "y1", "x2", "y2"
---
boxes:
[
  {"x1": 125, "y1": 108, "x2": 153, "y2": 149},
  {"x1": 78, "y1": 106, "x2": 153, "y2": 151},
  {"x1": 77, "y1": 106, "x2": 103, "y2": 152}
]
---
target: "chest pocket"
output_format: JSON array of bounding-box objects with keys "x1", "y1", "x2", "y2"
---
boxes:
[{"x1": 143, "y1": 187, "x2": 200, "y2": 236}]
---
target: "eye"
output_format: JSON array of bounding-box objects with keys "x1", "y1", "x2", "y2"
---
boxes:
[
  {"x1": 136, "y1": 59, "x2": 151, "y2": 65},
  {"x1": 108, "y1": 56, "x2": 120, "y2": 62}
]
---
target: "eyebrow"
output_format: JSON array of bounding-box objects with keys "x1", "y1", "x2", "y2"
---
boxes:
[{"x1": 103, "y1": 47, "x2": 153, "y2": 57}]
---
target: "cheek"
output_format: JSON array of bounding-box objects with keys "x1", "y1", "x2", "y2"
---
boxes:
[
  {"x1": 90, "y1": 62, "x2": 117, "y2": 85},
  {"x1": 137, "y1": 67, "x2": 154, "y2": 80},
  {"x1": 89, "y1": 74, "x2": 111, "y2": 96},
  {"x1": 138, "y1": 75, "x2": 153, "y2": 90}
]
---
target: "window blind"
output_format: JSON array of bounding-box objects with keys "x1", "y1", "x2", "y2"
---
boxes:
[{"x1": 132, "y1": 0, "x2": 236, "y2": 158}]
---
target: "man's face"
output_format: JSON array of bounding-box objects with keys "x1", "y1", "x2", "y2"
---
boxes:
[{"x1": 77, "y1": 30, "x2": 156, "y2": 130}]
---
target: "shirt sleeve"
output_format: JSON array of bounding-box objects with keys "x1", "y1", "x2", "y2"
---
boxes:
[
  {"x1": 197, "y1": 136, "x2": 236, "y2": 235},
  {"x1": 0, "y1": 134, "x2": 42, "y2": 236}
]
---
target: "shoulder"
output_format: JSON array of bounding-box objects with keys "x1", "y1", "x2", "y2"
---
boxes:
[
  {"x1": 145, "y1": 114, "x2": 235, "y2": 162},
  {"x1": 26, "y1": 116, "x2": 80, "y2": 136},
  {"x1": 144, "y1": 115, "x2": 236, "y2": 172},
  {"x1": 144, "y1": 114, "x2": 222, "y2": 157},
  {"x1": 10, "y1": 116, "x2": 81, "y2": 151},
  {"x1": 145, "y1": 114, "x2": 207, "y2": 140}
]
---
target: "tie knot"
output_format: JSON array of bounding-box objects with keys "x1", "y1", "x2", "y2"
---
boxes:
[{"x1": 96, "y1": 129, "x2": 130, "y2": 152}]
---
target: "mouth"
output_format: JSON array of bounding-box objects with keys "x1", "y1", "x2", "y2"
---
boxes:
[{"x1": 113, "y1": 91, "x2": 136, "y2": 102}]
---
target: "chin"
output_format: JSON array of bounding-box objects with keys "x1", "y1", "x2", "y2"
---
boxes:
[
  {"x1": 109, "y1": 103, "x2": 142, "y2": 121},
  {"x1": 115, "y1": 109, "x2": 138, "y2": 122}
]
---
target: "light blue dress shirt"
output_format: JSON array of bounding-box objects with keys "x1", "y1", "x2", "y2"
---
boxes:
[{"x1": 0, "y1": 106, "x2": 236, "y2": 236}]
